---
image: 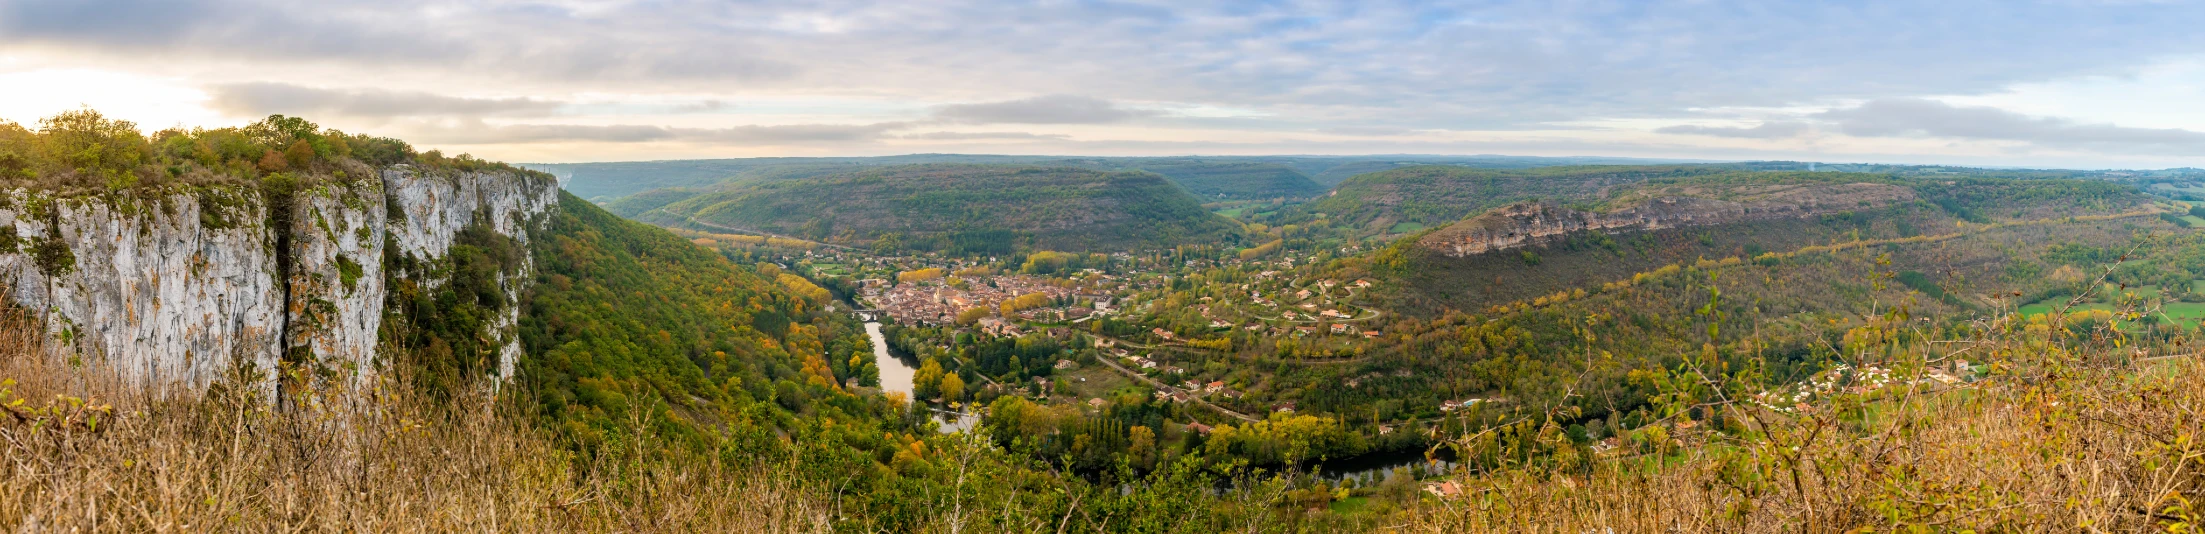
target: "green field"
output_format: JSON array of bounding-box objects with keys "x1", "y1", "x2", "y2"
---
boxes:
[
  {"x1": 1328, "y1": 496, "x2": 1373, "y2": 514},
  {"x1": 1387, "y1": 222, "x2": 1425, "y2": 234},
  {"x1": 2152, "y1": 183, "x2": 2205, "y2": 197},
  {"x1": 2017, "y1": 283, "x2": 2205, "y2": 327}
]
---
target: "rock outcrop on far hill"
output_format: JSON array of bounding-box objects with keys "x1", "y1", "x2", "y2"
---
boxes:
[{"x1": 1418, "y1": 183, "x2": 1917, "y2": 257}]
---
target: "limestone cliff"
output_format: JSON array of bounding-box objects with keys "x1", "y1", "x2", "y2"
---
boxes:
[
  {"x1": 0, "y1": 165, "x2": 558, "y2": 391},
  {"x1": 378, "y1": 167, "x2": 559, "y2": 379},
  {"x1": 1418, "y1": 183, "x2": 1917, "y2": 257}
]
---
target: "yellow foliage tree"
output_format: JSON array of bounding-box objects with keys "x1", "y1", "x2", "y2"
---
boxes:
[
  {"x1": 914, "y1": 358, "x2": 944, "y2": 399},
  {"x1": 998, "y1": 292, "x2": 1052, "y2": 316},
  {"x1": 898, "y1": 268, "x2": 945, "y2": 283},
  {"x1": 776, "y1": 273, "x2": 831, "y2": 303},
  {"x1": 939, "y1": 373, "x2": 965, "y2": 403},
  {"x1": 1238, "y1": 239, "x2": 1284, "y2": 260},
  {"x1": 956, "y1": 307, "x2": 992, "y2": 326}
]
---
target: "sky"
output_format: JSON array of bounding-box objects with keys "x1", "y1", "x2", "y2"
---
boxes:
[{"x1": 3, "y1": 0, "x2": 2205, "y2": 169}]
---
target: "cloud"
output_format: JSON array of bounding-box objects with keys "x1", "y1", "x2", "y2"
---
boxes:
[
  {"x1": 900, "y1": 131, "x2": 1071, "y2": 140},
  {"x1": 403, "y1": 120, "x2": 908, "y2": 145},
  {"x1": 1817, "y1": 98, "x2": 2205, "y2": 154},
  {"x1": 7, "y1": 0, "x2": 2205, "y2": 166},
  {"x1": 1319, "y1": 126, "x2": 1422, "y2": 136},
  {"x1": 208, "y1": 82, "x2": 562, "y2": 118},
  {"x1": 0, "y1": 0, "x2": 798, "y2": 85},
  {"x1": 931, "y1": 95, "x2": 1154, "y2": 124},
  {"x1": 9, "y1": 0, "x2": 2205, "y2": 129},
  {"x1": 1655, "y1": 122, "x2": 1813, "y2": 139},
  {"x1": 672, "y1": 100, "x2": 728, "y2": 113}
]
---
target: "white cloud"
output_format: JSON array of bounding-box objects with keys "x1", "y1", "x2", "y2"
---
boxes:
[
  {"x1": 1655, "y1": 122, "x2": 1813, "y2": 139},
  {"x1": 1, "y1": 0, "x2": 2204, "y2": 167},
  {"x1": 398, "y1": 119, "x2": 910, "y2": 145},
  {"x1": 207, "y1": 82, "x2": 564, "y2": 119},
  {"x1": 900, "y1": 131, "x2": 1071, "y2": 140},
  {"x1": 931, "y1": 95, "x2": 1155, "y2": 124},
  {"x1": 1816, "y1": 98, "x2": 2205, "y2": 155}
]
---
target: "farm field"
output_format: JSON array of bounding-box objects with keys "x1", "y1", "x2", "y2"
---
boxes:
[{"x1": 2017, "y1": 283, "x2": 2205, "y2": 327}]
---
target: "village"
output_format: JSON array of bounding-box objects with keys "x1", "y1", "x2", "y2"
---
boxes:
[{"x1": 857, "y1": 272, "x2": 1108, "y2": 334}]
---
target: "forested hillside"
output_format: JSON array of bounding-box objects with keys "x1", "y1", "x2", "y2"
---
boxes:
[
  {"x1": 1273, "y1": 155, "x2": 1714, "y2": 186},
  {"x1": 1115, "y1": 170, "x2": 2165, "y2": 451},
  {"x1": 519, "y1": 192, "x2": 879, "y2": 447},
  {"x1": 537, "y1": 154, "x2": 1713, "y2": 207},
  {"x1": 537, "y1": 155, "x2": 1334, "y2": 203},
  {"x1": 1382, "y1": 175, "x2": 2151, "y2": 313},
  {"x1": 1110, "y1": 159, "x2": 1327, "y2": 199},
  {"x1": 1294, "y1": 165, "x2": 1731, "y2": 235},
  {"x1": 636, "y1": 164, "x2": 1242, "y2": 254}
]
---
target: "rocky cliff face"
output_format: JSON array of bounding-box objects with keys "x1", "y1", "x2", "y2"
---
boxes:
[
  {"x1": 0, "y1": 166, "x2": 558, "y2": 392},
  {"x1": 0, "y1": 188, "x2": 286, "y2": 389},
  {"x1": 1418, "y1": 183, "x2": 1916, "y2": 257},
  {"x1": 379, "y1": 168, "x2": 559, "y2": 379}
]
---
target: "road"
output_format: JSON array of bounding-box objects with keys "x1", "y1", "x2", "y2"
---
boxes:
[
  {"x1": 679, "y1": 216, "x2": 864, "y2": 252},
  {"x1": 1092, "y1": 355, "x2": 1258, "y2": 423}
]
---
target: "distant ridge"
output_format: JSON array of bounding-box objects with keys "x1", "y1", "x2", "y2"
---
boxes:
[
  {"x1": 633, "y1": 163, "x2": 1242, "y2": 254},
  {"x1": 522, "y1": 154, "x2": 1717, "y2": 202}
]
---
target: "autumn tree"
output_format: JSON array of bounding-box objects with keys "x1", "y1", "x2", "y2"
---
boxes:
[
  {"x1": 940, "y1": 373, "x2": 965, "y2": 403},
  {"x1": 955, "y1": 307, "x2": 992, "y2": 326},
  {"x1": 898, "y1": 268, "x2": 945, "y2": 283},
  {"x1": 914, "y1": 358, "x2": 944, "y2": 400},
  {"x1": 1128, "y1": 425, "x2": 1158, "y2": 470},
  {"x1": 998, "y1": 292, "x2": 1052, "y2": 316}
]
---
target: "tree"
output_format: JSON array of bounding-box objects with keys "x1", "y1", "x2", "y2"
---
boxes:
[
  {"x1": 284, "y1": 140, "x2": 317, "y2": 168},
  {"x1": 1128, "y1": 425, "x2": 1157, "y2": 470},
  {"x1": 956, "y1": 307, "x2": 992, "y2": 326},
  {"x1": 37, "y1": 108, "x2": 147, "y2": 188},
  {"x1": 998, "y1": 292, "x2": 1052, "y2": 316},
  {"x1": 0, "y1": 121, "x2": 35, "y2": 180},
  {"x1": 940, "y1": 373, "x2": 966, "y2": 403},
  {"x1": 915, "y1": 358, "x2": 944, "y2": 400}
]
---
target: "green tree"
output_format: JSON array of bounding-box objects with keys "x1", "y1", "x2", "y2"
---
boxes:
[
  {"x1": 37, "y1": 108, "x2": 147, "y2": 189},
  {"x1": 0, "y1": 121, "x2": 35, "y2": 180}
]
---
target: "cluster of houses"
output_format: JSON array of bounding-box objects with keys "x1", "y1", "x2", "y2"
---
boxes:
[
  {"x1": 1148, "y1": 377, "x2": 1242, "y2": 404},
  {"x1": 861, "y1": 275, "x2": 1087, "y2": 327},
  {"x1": 1122, "y1": 354, "x2": 1187, "y2": 375},
  {"x1": 974, "y1": 317, "x2": 1023, "y2": 337},
  {"x1": 1748, "y1": 361, "x2": 1978, "y2": 416},
  {"x1": 1227, "y1": 278, "x2": 1378, "y2": 337}
]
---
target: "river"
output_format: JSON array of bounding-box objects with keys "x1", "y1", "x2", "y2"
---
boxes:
[
  {"x1": 1315, "y1": 448, "x2": 1456, "y2": 486},
  {"x1": 864, "y1": 320, "x2": 979, "y2": 433},
  {"x1": 865, "y1": 321, "x2": 916, "y2": 397}
]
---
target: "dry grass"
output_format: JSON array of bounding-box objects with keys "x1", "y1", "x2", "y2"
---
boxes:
[
  {"x1": 1406, "y1": 305, "x2": 2205, "y2": 532},
  {"x1": 0, "y1": 310, "x2": 833, "y2": 533}
]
